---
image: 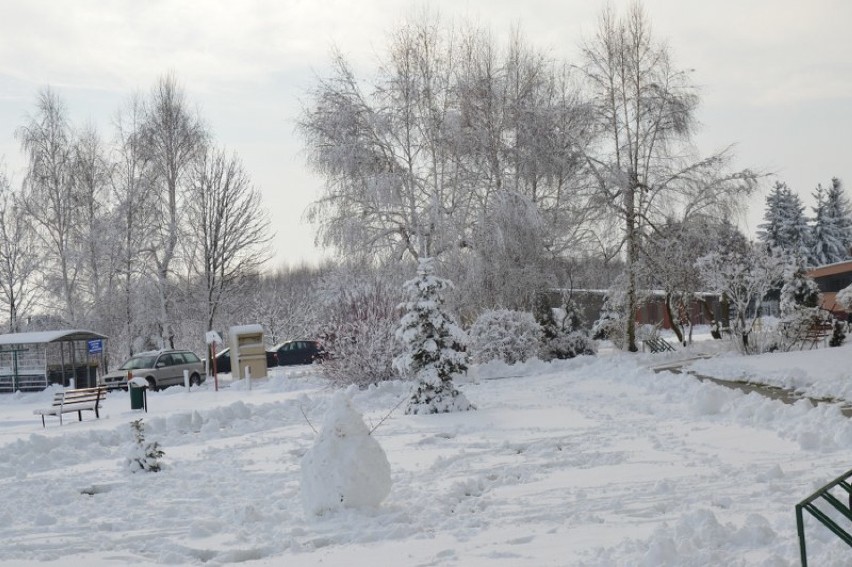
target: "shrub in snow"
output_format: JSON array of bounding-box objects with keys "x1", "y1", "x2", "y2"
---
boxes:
[
  {"x1": 318, "y1": 316, "x2": 399, "y2": 387},
  {"x1": 469, "y1": 309, "x2": 541, "y2": 364},
  {"x1": 591, "y1": 293, "x2": 625, "y2": 347},
  {"x1": 535, "y1": 295, "x2": 596, "y2": 361},
  {"x1": 779, "y1": 266, "x2": 820, "y2": 315},
  {"x1": 778, "y1": 265, "x2": 831, "y2": 350},
  {"x1": 836, "y1": 283, "x2": 852, "y2": 312},
  {"x1": 829, "y1": 319, "x2": 846, "y2": 347},
  {"x1": 300, "y1": 392, "x2": 391, "y2": 515},
  {"x1": 394, "y1": 258, "x2": 473, "y2": 415},
  {"x1": 125, "y1": 419, "x2": 164, "y2": 473},
  {"x1": 315, "y1": 265, "x2": 403, "y2": 387}
]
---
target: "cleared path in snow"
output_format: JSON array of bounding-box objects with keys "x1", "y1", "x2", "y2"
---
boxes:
[{"x1": 653, "y1": 358, "x2": 852, "y2": 418}]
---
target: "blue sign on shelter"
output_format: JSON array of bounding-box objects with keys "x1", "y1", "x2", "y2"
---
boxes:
[{"x1": 87, "y1": 339, "x2": 103, "y2": 354}]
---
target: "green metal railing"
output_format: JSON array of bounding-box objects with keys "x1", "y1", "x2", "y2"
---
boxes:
[{"x1": 796, "y1": 467, "x2": 852, "y2": 566}]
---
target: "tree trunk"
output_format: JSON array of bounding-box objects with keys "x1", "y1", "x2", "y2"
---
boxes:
[
  {"x1": 625, "y1": 184, "x2": 638, "y2": 352},
  {"x1": 664, "y1": 293, "x2": 685, "y2": 346}
]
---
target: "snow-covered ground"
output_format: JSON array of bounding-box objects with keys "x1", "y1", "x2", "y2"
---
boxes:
[{"x1": 1, "y1": 341, "x2": 851, "y2": 566}]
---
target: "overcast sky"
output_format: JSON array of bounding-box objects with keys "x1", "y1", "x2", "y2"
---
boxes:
[{"x1": 1, "y1": 0, "x2": 851, "y2": 269}]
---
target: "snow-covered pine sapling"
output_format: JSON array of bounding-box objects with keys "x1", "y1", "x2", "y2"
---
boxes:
[
  {"x1": 394, "y1": 258, "x2": 473, "y2": 415},
  {"x1": 126, "y1": 418, "x2": 164, "y2": 473}
]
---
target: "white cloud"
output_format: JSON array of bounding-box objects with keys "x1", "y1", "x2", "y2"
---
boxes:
[{"x1": 1, "y1": 0, "x2": 851, "y2": 266}]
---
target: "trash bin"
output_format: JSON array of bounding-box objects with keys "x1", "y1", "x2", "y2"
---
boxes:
[
  {"x1": 229, "y1": 324, "x2": 268, "y2": 380},
  {"x1": 128, "y1": 377, "x2": 148, "y2": 411}
]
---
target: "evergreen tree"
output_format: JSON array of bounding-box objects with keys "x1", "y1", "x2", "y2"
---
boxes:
[
  {"x1": 394, "y1": 258, "x2": 472, "y2": 415},
  {"x1": 757, "y1": 182, "x2": 811, "y2": 263},
  {"x1": 810, "y1": 178, "x2": 852, "y2": 266},
  {"x1": 779, "y1": 266, "x2": 820, "y2": 315},
  {"x1": 126, "y1": 419, "x2": 164, "y2": 473},
  {"x1": 535, "y1": 293, "x2": 596, "y2": 360}
]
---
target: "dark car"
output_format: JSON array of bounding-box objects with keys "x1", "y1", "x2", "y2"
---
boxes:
[
  {"x1": 273, "y1": 340, "x2": 324, "y2": 366},
  {"x1": 210, "y1": 347, "x2": 278, "y2": 374}
]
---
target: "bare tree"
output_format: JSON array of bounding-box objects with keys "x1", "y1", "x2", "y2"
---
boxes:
[
  {"x1": 697, "y1": 243, "x2": 787, "y2": 353},
  {"x1": 0, "y1": 170, "x2": 41, "y2": 332},
  {"x1": 301, "y1": 15, "x2": 597, "y2": 319},
  {"x1": 455, "y1": 28, "x2": 595, "y2": 257},
  {"x1": 245, "y1": 263, "x2": 330, "y2": 346},
  {"x1": 108, "y1": 94, "x2": 157, "y2": 357},
  {"x1": 141, "y1": 74, "x2": 207, "y2": 348},
  {"x1": 642, "y1": 217, "x2": 743, "y2": 345},
  {"x1": 72, "y1": 123, "x2": 112, "y2": 320},
  {"x1": 301, "y1": 14, "x2": 465, "y2": 262},
  {"x1": 16, "y1": 88, "x2": 83, "y2": 324},
  {"x1": 580, "y1": 3, "x2": 757, "y2": 351},
  {"x1": 184, "y1": 147, "x2": 271, "y2": 333}
]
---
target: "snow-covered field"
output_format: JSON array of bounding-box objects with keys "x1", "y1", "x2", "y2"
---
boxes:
[{"x1": 1, "y1": 342, "x2": 851, "y2": 566}]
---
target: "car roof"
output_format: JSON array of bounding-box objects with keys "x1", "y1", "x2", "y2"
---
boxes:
[
  {"x1": 127, "y1": 349, "x2": 196, "y2": 360},
  {"x1": 272, "y1": 340, "x2": 317, "y2": 349}
]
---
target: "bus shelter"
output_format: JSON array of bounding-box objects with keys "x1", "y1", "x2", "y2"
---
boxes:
[{"x1": 0, "y1": 330, "x2": 108, "y2": 393}]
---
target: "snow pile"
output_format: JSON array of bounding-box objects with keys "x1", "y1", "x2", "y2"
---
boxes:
[{"x1": 300, "y1": 391, "x2": 391, "y2": 515}]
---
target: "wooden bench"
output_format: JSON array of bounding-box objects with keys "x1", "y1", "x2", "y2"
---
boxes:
[
  {"x1": 644, "y1": 336, "x2": 675, "y2": 353},
  {"x1": 34, "y1": 386, "x2": 107, "y2": 427},
  {"x1": 803, "y1": 321, "x2": 834, "y2": 349}
]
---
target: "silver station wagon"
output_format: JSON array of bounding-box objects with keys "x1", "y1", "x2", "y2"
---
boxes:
[{"x1": 100, "y1": 350, "x2": 205, "y2": 391}]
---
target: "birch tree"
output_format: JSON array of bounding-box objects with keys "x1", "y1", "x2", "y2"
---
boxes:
[
  {"x1": 300, "y1": 14, "x2": 593, "y2": 272},
  {"x1": 109, "y1": 95, "x2": 157, "y2": 356},
  {"x1": 301, "y1": 15, "x2": 464, "y2": 262},
  {"x1": 72, "y1": 124, "x2": 112, "y2": 320},
  {"x1": 142, "y1": 74, "x2": 206, "y2": 348},
  {"x1": 16, "y1": 88, "x2": 83, "y2": 324},
  {"x1": 0, "y1": 170, "x2": 40, "y2": 332},
  {"x1": 580, "y1": 3, "x2": 758, "y2": 351}
]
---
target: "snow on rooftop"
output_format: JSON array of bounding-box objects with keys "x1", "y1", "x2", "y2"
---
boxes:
[{"x1": 0, "y1": 329, "x2": 106, "y2": 346}]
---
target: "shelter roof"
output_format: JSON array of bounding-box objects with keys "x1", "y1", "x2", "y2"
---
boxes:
[{"x1": 0, "y1": 329, "x2": 107, "y2": 346}]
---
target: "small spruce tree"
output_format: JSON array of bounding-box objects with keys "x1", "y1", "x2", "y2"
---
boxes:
[
  {"x1": 535, "y1": 293, "x2": 596, "y2": 360},
  {"x1": 126, "y1": 419, "x2": 164, "y2": 473},
  {"x1": 394, "y1": 258, "x2": 473, "y2": 415}
]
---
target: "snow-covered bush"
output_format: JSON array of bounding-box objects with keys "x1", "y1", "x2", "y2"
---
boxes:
[
  {"x1": 315, "y1": 264, "x2": 403, "y2": 387},
  {"x1": 125, "y1": 419, "x2": 164, "y2": 473},
  {"x1": 318, "y1": 316, "x2": 399, "y2": 387},
  {"x1": 777, "y1": 265, "x2": 827, "y2": 351},
  {"x1": 394, "y1": 258, "x2": 472, "y2": 415},
  {"x1": 592, "y1": 293, "x2": 625, "y2": 348},
  {"x1": 536, "y1": 296, "x2": 596, "y2": 360},
  {"x1": 469, "y1": 309, "x2": 541, "y2": 364},
  {"x1": 301, "y1": 392, "x2": 391, "y2": 515},
  {"x1": 829, "y1": 319, "x2": 846, "y2": 347},
  {"x1": 779, "y1": 266, "x2": 820, "y2": 315},
  {"x1": 836, "y1": 283, "x2": 852, "y2": 312}
]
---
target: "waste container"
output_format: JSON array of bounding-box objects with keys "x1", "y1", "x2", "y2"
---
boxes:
[
  {"x1": 128, "y1": 377, "x2": 148, "y2": 411},
  {"x1": 229, "y1": 324, "x2": 268, "y2": 380}
]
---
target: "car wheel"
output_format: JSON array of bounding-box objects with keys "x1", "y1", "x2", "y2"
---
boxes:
[
  {"x1": 146, "y1": 377, "x2": 157, "y2": 391},
  {"x1": 190, "y1": 373, "x2": 201, "y2": 386}
]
